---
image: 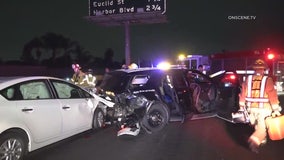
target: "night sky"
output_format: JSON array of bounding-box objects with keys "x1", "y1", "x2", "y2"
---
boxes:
[{"x1": 1, "y1": 0, "x2": 284, "y2": 63}]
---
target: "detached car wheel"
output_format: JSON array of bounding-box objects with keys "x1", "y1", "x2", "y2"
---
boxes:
[
  {"x1": 92, "y1": 108, "x2": 105, "y2": 129},
  {"x1": 141, "y1": 101, "x2": 170, "y2": 133},
  {"x1": 0, "y1": 132, "x2": 27, "y2": 160}
]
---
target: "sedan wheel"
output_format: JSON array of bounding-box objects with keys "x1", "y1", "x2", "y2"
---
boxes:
[
  {"x1": 0, "y1": 133, "x2": 27, "y2": 160},
  {"x1": 92, "y1": 108, "x2": 106, "y2": 129}
]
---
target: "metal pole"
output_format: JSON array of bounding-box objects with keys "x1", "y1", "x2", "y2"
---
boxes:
[{"x1": 124, "y1": 21, "x2": 131, "y2": 66}]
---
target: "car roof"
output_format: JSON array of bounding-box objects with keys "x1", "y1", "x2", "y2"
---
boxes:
[
  {"x1": 114, "y1": 67, "x2": 193, "y2": 74},
  {"x1": 0, "y1": 77, "x2": 22, "y2": 83},
  {"x1": 0, "y1": 76, "x2": 64, "y2": 89},
  {"x1": 115, "y1": 67, "x2": 161, "y2": 73},
  {"x1": 111, "y1": 68, "x2": 208, "y2": 78}
]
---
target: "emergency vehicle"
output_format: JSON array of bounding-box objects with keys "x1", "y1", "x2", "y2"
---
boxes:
[{"x1": 183, "y1": 48, "x2": 284, "y2": 92}]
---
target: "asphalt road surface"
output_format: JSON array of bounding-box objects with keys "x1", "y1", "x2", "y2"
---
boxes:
[
  {"x1": 26, "y1": 95, "x2": 284, "y2": 160},
  {"x1": 26, "y1": 115, "x2": 284, "y2": 160}
]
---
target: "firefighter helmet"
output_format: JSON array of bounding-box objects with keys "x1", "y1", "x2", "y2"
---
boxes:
[
  {"x1": 72, "y1": 64, "x2": 81, "y2": 70},
  {"x1": 128, "y1": 63, "x2": 138, "y2": 69},
  {"x1": 252, "y1": 59, "x2": 268, "y2": 69}
]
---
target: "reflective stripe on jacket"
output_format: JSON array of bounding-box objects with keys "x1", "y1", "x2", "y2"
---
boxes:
[
  {"x1": 239, "y1": 74, "x2": 280, "y2": 110},
  {"x1": 246, "y1": 75, "x2": 268, "y2": 108},
  {"x1": 81, "y1": 75, "x2": 96, "y2": 87}
]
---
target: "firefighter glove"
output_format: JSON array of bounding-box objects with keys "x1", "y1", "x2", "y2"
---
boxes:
[
  {"x1": 239, "y1": 105, "x2": 245, "y2": 111},
  {"x1": 272, "y1": 104, "x2": 282, "y2": 112},
  {"x1": 271, "y1": 110, "x2": 281, "y2": 117}
]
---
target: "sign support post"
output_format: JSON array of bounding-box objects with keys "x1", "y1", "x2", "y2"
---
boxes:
[
  {"x1": 86, "y1": 0, "x2": 167, "y2": 67},
  {"x1": 125, "y1": 21, "x2": 130, "y2": 65}
]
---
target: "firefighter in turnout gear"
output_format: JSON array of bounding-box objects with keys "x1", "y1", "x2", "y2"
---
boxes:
[
  {"x1": 71, "y1": 64, "x2": 85, "y2": 86},
  {"x1": 238, "y1": 59, "x2": 282, "y2": 153},
  {"x1": 81, "y1": 69, "x2": 96, "y2": 88}
]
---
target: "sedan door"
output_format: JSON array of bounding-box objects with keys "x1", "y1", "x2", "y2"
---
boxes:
[
  {"x1": 50, "y1": 80, "x2": 94, "y2": 135},
  {"x1": 14, "y1": 80, "x2": 62, "y2": 143}
]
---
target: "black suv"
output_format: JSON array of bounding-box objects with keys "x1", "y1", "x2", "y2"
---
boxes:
[{"x1": 99, "y1": 67, "x2": 240, "y2": 124}]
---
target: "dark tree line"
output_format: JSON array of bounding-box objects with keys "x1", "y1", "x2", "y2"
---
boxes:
[
  {"x1": 18, "y1": 32, "x2": 122, "y2": 70},
  {"x1": 1, "y1": 32, "x2": 154, "y2": 70}
]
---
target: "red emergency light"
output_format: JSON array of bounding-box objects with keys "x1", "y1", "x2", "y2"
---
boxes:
[{"x1": 267, "y1": 53, "x2": 275, "y2": 60}]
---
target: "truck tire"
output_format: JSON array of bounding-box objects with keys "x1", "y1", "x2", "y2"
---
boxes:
[{"x1": 141, "y1": 101, "x2": 170, "y2": 133}]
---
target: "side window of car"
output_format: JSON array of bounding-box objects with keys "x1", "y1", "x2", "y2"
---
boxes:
[
  {"x1": 160, "y1": 75, "x2": 174, "y2": 96},
  {"x1": 81, "y1": 89, "x2": 93, "y2": 98},
  {"x1": 187, "y1": 72, "x2": 197, "y2": 83},
  {"x1": 196, "y1": 73, "x2": 210, "y2": 83},
  {"x1": 0, "y1": 87, "x2": 17, "y2": 100},
  {"x1": 19, "y1": 81, "x2": 51, "y2": 100},
  {"x1": 51, "y1": 80, "x2": 90, "y2": 99},
  {"x1": 172, "y1": 73, "x2": 187, "y2": 88},
  {"x1": 187, "y1": 72, "x2": 210, "y2": 83},
  {"x1": 52, "y1": 81, "x2": 76, "y2": 99},
  {"x1": 130, "y1": 75, "x2": 149, "y2": 88}
]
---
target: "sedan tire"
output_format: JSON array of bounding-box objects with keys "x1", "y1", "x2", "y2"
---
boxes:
[
  {"x1": 0, "y1": 132, "x2": 28, "y2": 160},
  {"x1": 92, "y1": 108, "x2": 106, "y2": 129}
]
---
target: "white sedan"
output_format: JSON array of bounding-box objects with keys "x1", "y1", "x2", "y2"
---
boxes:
[{"x1": 0, "y1": 76, "x2": 107, "y2": 160}]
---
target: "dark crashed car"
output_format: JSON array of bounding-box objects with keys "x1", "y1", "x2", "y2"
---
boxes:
[{"x1": 99, "y1": 67, "x2": 240, "y2": 125}]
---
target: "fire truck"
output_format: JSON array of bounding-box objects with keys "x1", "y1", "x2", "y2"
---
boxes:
[{"x1": 184, "y1": 48, "x2": 284, "y2": 92}]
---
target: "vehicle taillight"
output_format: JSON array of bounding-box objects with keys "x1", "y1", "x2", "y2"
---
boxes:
[
  {"x1": 222, "y1": 74, "x2": 236, "y2": 81},
  {"x1": 221, "y1": 73, "x2": 238, "y2": 87},
  {"x1": 229, "y1": 74, "x2": 236, "y2": 80}
]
